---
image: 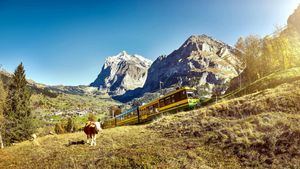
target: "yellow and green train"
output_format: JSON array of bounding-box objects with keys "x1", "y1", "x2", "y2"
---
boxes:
[{"x1": 102, "y1": 87, "x2": 199, "y2": 129}]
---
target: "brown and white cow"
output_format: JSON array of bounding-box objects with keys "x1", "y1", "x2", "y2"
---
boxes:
[{"x1": 83, "y1": 121, "x2": 102, "y2": 146}]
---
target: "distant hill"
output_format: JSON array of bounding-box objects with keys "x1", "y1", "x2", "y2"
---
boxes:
[
  {"x1": 0, "y1": 68, "x2": 105, "y2": 97},
  {"x1": 0, "y1": 69, "x2": 59, "y2": 98},
  {"x1": 45, "y1": 85, "x2": 104, "y2": 96}
]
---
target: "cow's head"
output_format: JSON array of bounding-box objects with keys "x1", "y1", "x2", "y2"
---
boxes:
[{"x1": 95, "y1": 122, "x2": 102, "y2": 131}]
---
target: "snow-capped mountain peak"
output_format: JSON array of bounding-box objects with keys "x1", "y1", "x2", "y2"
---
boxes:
[
  {"x1": 104, "y1": 51, "x2": 152, "y2": 68},
  {"x1": 90, "y1": 51, "x2": 152, "y2": 96}
]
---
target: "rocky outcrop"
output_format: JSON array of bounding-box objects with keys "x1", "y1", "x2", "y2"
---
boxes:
[{"x1": 90, "y1": 51, "x2": 152, "y2": 96}]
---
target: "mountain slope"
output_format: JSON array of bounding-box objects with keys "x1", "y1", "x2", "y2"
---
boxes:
[
  {"x1": 90, "y1": 51, "x2": 152, "y2": 96},
  {"x1": 149, "y1": 78, "x2": 300, "y2": 168},
  {"x1": 143, "y1": 35, "x2": 242, "y2": 92}
]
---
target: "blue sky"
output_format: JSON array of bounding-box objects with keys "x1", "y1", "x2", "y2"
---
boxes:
[{"x1": 0, "y1": 0, "x2": 299, "y2": 85}]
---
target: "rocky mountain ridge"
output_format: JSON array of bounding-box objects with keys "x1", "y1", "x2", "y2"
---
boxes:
[
  {"x1": 144, "y1": 35, "x2": 242, "y2": 91},
  {"x1": 90, "y1": 51, "x2": 152, "y2": 96}
]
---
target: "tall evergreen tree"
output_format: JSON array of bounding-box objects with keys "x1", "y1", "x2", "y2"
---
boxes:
[
  {"x1": 0, "y1": 80, "x2": 6, "y2": 148},
  {"x1": 4, "y1": 63, "x2": 35, "y2": 145}
]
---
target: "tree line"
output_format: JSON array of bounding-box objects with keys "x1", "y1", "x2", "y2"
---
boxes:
[
  {"x1": 233, "y1": 26, "x2": 300, "y2": 88},
  {"x1": 0, "y1": 63, "x2": 36, "y2": 148}
]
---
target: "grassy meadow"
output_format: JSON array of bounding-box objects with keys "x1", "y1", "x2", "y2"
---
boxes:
[{"x1": 0, "y1": 126, "x2": 240, "y2": 169}]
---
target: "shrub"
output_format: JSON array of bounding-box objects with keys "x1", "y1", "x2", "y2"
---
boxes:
[
  {"x1": 87, "y1": 113, "x2": 96, "y2": 122},
  {"x1": 66, "y1": 117, "x2": 75, "y2": 133},
  {"x1": 54, "y1": 123, "x2": 65, "y2": 134}
]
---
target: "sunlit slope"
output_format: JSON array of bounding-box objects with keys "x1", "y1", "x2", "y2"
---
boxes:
[
  {"x1": 150, "y1": 80, "x2": 300, "y2": 168},
  {"x1": 224, "y1": 67, "x2": 300, "y2": 99}
]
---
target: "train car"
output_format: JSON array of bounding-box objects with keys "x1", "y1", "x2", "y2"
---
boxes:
[
  {"x1": 158, "y1": 87, "x2": 199, "y2": 113},
  {"x1": 102, "y1": 107, "x2": 139, "y2": 128},
  {"x1": 115, "y1": 107, "x2": 139, "y2": 126},
  {"x1": 138, "y1": 99, "x2": 160, "y2": 123},
  {"x1": 139, "y1": 87, "x2": 199, "y2": 121},
  {"x1": 102, "y1": 87, "x2": 199, "y2": 128}
]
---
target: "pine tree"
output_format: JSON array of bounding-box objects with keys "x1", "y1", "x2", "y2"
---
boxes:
[
  {"x1": 0, "y1": 80, "x2": 7, "y2": 148},
  {"x1": 4, "y1": 63, "x2": 35, "y2": 145}
]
